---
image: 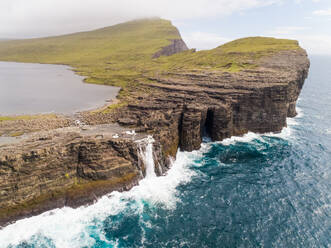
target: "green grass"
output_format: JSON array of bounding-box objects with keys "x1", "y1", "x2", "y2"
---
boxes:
[
  {"x1": 0, "y1": 18, "x2": 181, "y2": 91},
  {"x1": 219, "y1": 36, "x2": 299, "y2": 53},
  {"x1": 0, "y1": 114, "x2": 57, "y2": 122},
  {"x1": 0, "y1": 19, "x2": 302, "y2": 106},
  {"x1": 151, "y1": 37, "x2": 301, "y2": 73}
]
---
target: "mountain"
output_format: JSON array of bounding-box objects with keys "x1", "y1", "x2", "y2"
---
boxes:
[{"x1": 0, "y1": 18, "x2": 187, "y2": 88}]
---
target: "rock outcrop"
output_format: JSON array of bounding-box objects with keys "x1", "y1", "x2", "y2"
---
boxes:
[
  {"x1": 0, "y1": 125, "x2": 168, "y2": 226},
  {"x1": 153, "y1": 39, "x2": 189, "y2": 58},
  {"x1": 111, "y1": 50, "x2": 309, "y2": 153}
]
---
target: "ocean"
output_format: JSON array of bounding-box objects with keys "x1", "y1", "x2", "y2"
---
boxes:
[{"x1": 0, "y1": 55, "x2": 330, "y2": 248}]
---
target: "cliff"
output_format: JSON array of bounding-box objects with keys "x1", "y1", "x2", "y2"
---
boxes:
[
  {"x1": 84, "y1": 38, "x2": 310, "y2": 154},
  {"x1": 0, "y1": 20, "x2": 310, "y2": 226},
  {"x1": 152, "y1": 39, "x2": 189, "y2": 58},
  {"x1": 0, "y1": 125, "x2": 169, "y2": 226}
]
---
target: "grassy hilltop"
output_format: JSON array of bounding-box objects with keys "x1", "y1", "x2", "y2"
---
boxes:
[
  {"x1": 0, "y1": 18, "x2": 302, "y2": 105},
  {"x1": 0, "y1": 18, "x2": 181, "y2": 88}
]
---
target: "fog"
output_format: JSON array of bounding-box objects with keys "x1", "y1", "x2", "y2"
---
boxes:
[
  {"x1": 0, "y1": 0, "x2": 276, "y2": 38},
  {"x1": 0, "y1": 0, "x2": 328, "y2": 54}
]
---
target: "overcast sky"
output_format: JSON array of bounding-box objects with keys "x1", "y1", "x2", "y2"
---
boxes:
[{"x1": 0, "y1": 0, "x2": 330, "y2": 54}]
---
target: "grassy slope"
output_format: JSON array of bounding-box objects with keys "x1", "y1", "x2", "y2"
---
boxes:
[
  {"x1": 0, "y1": 18, "x2": 180, "y2": 88},
  {"x1": 155, "y1": 37, "x2": 301, "y2": 73},
  {"x1": 0, "y1": 19, "x2": 302, "y2": 108}
]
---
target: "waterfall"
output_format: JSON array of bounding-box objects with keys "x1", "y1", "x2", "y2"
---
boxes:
[{"x1": 137, "y1": 136, "x2": 156, "y2": 178}]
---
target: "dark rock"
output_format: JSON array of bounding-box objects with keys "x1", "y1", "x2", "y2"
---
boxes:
[
  {"x1": 115, "y1": 50, "x2": 310, "y2": 152},
  {"x1": 0, "y1": 125, "x2": 162, "y2": 227},
  {"x1": 153, "y1": 39, "x2": 189, "y2": 58}
]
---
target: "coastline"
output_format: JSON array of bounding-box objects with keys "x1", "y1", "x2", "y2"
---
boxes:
[
  {"x1": 0, "y1": 22, "x2": 310, "y2": 228},
  {"x1": 0, "y1": 49, "x2": 310, "y2": 227},
  {"x1": 0, "y1": 111, "x2": 299, "y2": 236}
]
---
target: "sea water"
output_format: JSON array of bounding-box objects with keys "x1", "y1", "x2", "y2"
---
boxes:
[{"x1": 0, "y1": 55, "x2": 330, "y2": 247}]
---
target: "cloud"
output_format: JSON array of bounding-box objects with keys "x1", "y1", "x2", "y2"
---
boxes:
[
  {"x1": 313, "y1": 9, "x2": 331, "y2": 16},
  {"x1": 294, "y1": 35, "x2": 331, "y2": 55},
  {"x1": 269, "y1": 26, "x2": 311, "y2": 35},
  {"x1": 0, "y1": 0, "x2": 280, "y2": 38},
  {"x1": 185, "y1": 27, "x2": 331, "y2": 55},
  {"x1": 296, "y1": 0, "x2": 321, "y2": 3},
  {"x1": 265, "y1": 32, "x2": 331, "y2": 55},
  {"x1": 182, "y1": 32, "x2": 230, "y2": 50},
  {"x1": 267, "y1": 25, "x2": 331, "y2": 55},
  {"x1": 300, "y1": 35, "x2": 331, "y2": 55}
]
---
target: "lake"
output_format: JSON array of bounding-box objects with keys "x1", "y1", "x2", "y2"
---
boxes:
[{"x1": 0, "y1": 62, "x2": 119, "y2": 115}]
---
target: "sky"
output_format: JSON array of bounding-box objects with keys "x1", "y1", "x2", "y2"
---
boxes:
[{"x1": 0, "y1": 0, "x2": 330, "y2": 55}]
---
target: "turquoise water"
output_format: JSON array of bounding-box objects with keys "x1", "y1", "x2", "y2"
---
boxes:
[{"x1": 0, "y1": 56, "x2": 330, "y2": 247}]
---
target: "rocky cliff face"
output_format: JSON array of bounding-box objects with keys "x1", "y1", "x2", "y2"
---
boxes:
[
  {"x1": 153, "y1": 39, "x2": 189, "y2": 58},
  {"x1": 0, "y1": 39, "x2": 310, "y2": 227},
  {"x1": 111, "y1": 50, "x2": 309, "y2": 154},
  {"x1": 0, "y1": 125, "x2": 168, "y2": 226}
]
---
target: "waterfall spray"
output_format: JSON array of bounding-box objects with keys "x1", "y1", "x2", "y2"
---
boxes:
[{"x1": 137, "y1": 136, "x2": 156, "y2": 178}]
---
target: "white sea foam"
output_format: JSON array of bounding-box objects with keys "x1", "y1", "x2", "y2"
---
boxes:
[
  {"x1": 267, "y1": 106, "x2": 304, "y2": 139},
  {"x1": 218, "y1": 125, "x2": 293, "y2": 146},
  {"x1": 0, "y1": 137, "x2": 201, "y2": 248},
  {"x1": 264, "y1": 122, "x2": 293, "y2": 139},
  {"x1": 137, "y1": 136, "x2": 156, "y2": 178},
  {"x1": 287, "y1": 117, "x2": 298, "y2": 126},
  {"x1": 0, "y1": 107, "x2": 305, "y2": 247},
  {"x1": 220, "y1": 105, "x2": 304, "y2": 145},
  {"x1": 219, "y1": 132, "x2": 264, "y2": 146},
  {"x1": 296, "y1": 106, "x2": 304, "y2": 118}
]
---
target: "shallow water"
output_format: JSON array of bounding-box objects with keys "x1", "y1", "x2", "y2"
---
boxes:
[
  {"x1": 0, "y1": 62, "x2": 119, "y2": 115},
  {"x1": 0, "y1": 56, "x2": 330, "y2": 248}
]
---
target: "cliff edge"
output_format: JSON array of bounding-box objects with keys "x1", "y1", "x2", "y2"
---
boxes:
[
  {"x1": 87, "y1": 37, "x2": 310, "y2": 155},
  {"x1": 0, "y1": 19, "x2": 310, "y2": 226}
]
